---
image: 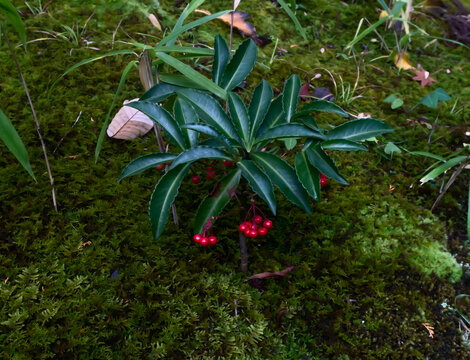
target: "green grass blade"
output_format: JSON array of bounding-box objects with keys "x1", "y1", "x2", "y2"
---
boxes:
[
  {"x1": 0, "y1": 0, "x2": 26, "y2": 45},
  {"x1": 165, "y1": 0, "x2": 205, "y2": 47},
  {"x1": 52, "y1": 50, "x2": 136, "y2": 89},
  {"x1": 158, "y1": 10, "x2": 231, "y2": 48},
  {"x1": 156, "y1": 52, "x2": 227, "y2": 100},
  {"x1": 419, "y1": 156, "x2": 467, "y2": 184},
  {"x1": 346, "y1": 17, "x2": 388, "y2": 50},
  {"x1": 275, "y1": 0, "x2": 307, "y2": 40},
  {"x1": 0, "y1": 109, "x2": 35, "y2": 180},
  {"x1": 94, "y1": 60, "x2": 137, "y2": 163}
]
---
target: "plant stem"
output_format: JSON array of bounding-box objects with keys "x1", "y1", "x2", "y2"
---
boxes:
[
  {"x1": 239, "y1": 231, "x2": 248, "y2": 274},
  {"x1": 3, "y1": 27, "x2": 57, "y2": 212}
]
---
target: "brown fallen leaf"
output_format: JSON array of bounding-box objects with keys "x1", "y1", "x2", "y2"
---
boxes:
[
  {"x1": 412, "y1": 64, "x2": 436, "y2": 87},
  {"x1": 107, "y1": 99, "x2": 154, "y2": 140},
  {"x1": 247, "y1": 266, "x2": 296, "y2": 280}
]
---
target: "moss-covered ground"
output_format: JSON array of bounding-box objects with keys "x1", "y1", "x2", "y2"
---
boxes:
[{"x1": 1, "y1": 0, "x2": 470, "y2": 358}]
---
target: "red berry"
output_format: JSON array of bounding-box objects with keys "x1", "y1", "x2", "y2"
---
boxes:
[
  {"x1": 208, "y1": 236, "x2": 217, "y2": 245},
  {"x1": 207, "y1": 166, "x2": 214, "y2": 171},
  {"x1": 249, "y1": 230, "x2": 258, "y2": 238},
  {"x1": 263, "y1": 220, "x2": 273, "y2": 229},
  {"x1": 191, "y1": 175, "x2": 201, "y2": 184},
  {"x1": 258, "y1": 227, "x2": 267, "y2": 236},
  {"x1": 224, "y1": 160, "x2": 233, "y2": 167},
  {"x1": 193, "y1": 234, "x2": 202, "y2": 243},
  {"x1": 320, "y1": 173, "x2": 326, "y2": 179},
  {"x1": 206, "y1": 171, "x2": 216, "y2": 180},
  {"x1": 320, "y1": 177, "x2": 328, "y2": 187},
  {"x1": 200, "y1": 237, "x2": 209, "y2": 246},
  {"x1": 244, "y1": 221, "x2": 252, "y2": 227},
  {"x1": 155, "y1": 164, "x2": 165, "y2": 170},
  {"x1": 253, "y1": 215, "x2": 263, "y2": 224},
  {"x1": 244, "y1": 228, "x2": 251, "y2": 237},
  {"x1": 239, "y1": 224, "x2": 247, "y2": 232},
  {"x1": 166, "y1": 161, "x2": 172, "y2": 166},
  {"x1": 251, "y1": 223, "x2": 258, "y2": 230}
]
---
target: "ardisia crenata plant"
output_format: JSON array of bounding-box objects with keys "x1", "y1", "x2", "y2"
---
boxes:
[{"x1": 118, "y1": 35, "x2": 393, "y2": 273}]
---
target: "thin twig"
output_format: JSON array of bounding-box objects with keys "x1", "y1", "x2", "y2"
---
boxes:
[
  {"x1": 427, "y1": 113, "x2": 439, "y2": 152},
  {"x1": 3, "y1": 27, "x2": 57, "y2": 211},
  {"x1": 229, "y1": 1, "x2": 235, "y2": 52}
]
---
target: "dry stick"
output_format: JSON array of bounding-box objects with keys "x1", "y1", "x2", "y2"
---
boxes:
[
  {"x1": 3, "y1": 27, "x2": 57, "y2": 211},
  {"x1": 229, "y1": 1, "x2": 235, "y2": 52},
  {"x1": 140, "y1": 49, "x2": 179, "y2": 224},
  {"x1": 53, "y1": 111, "x2": 82, "y2": 154},
  {"x1": 431, "y1": 159, "x2": 469, "y2": 211},
  {"x1": 427, "y1": 113, "x2": 439, "y2": 152}
]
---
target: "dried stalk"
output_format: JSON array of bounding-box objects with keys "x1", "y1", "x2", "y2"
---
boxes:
[
  {"x1": 139, "y1": 49, "x2": 178, "y2": 225},
  {"x1": 3, "y1": 27, "x2": 57, "y2": 211}
]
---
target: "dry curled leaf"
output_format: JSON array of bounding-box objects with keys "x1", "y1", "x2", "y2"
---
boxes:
[
  {"x1": 247, "y1": 266, "x2": 296, "y2": 280},
  {"x1": 78, "y1": 241, "x2": 92, "y2": 249},
  {"x1": 218, "y1": 11, "x2": 271, "y2": 46},
  {"x1": 107, "y1": 99, "x2": 154, "y2": 140},
  {"x1": 394, "y1": 52, "x2": 414, "y2": 70}
]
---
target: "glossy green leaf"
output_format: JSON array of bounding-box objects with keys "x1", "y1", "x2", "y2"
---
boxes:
[
  {"x1": 255, "y1": 124, "x2": 325, "y2": 143},
  {"x1": 194, "y1": 169, "x2": 241, "y2": 233},
  {"x1": 420, "y1": 156, "x2": 467, "y2": 184},
  {"x1": 327, "y1": 119, "x2": 393, "y2": 142},
  {"x1": 156, "y1": 52, "x2": 227, "y2": 99},
  {"x1": 283, "y1": 74, "x2": 301, "y2": 122},
  {"x1": 140, "y1": 82, "x2": 181, "y2": 102},
  {"x1": 249, "y1": 80, "x2": 273, "y2": 141},
  {"x1": 257, "y1": 96, "x2": 285, "y2": 135},
  {"x1": 228, "y1": 92, "x2": 251, "y2": 149},
  {"x1": 159, "y1": 74, "x2": 208, "y2": 90},
  {"x1": 221, "y1": 38, "x2": 257, "y2": 91},
  {"x1": 252, "y1": 152, "x2": 311, "y2": 214},
  {"x1": 295, "y1": 151, "x2": 320, "y2": 201},
  {"x1": 95, "y1": 60, "x2": 136, "y2": 162},
  {"x1": 0, "y1": 0, "x2": 26, "y2": 45},
  {"x1": 299, "y1": 115, "x2": 320, "y2": 131},
  {"x1": 173, "y1": 98, "x2": 199, "y2": 147},
  {"x1": 149, "y1": 164, "x2": 191, "y2": 239},
  {"x1": 169, "y1": 146, "x2": 231, "y2": 170},
  {"x1": 212, "y1": 35, "x2": 230, "y2": 85},
  {"x1": 294, "y1": 100, "x2": 349, "y2": 118},
  {"x1": 0, "y1": 109, "x2": 35, "y2": 180},
  {"x1": 177, "y1": 88, "x2": 241, "y2": 143},
  {"x1": 306, "y1": 145, "x2": 349, "y2": 185},
  {"x1": 127, "y1": 101, "x2": 188, "y2": 150},
  {"x1": 182, "y1": 124, "x2": 236, "y2": 154},
  {"x1": 237, "y1": 160, "x2": 276, "y2": 214},
  {"x1": 275, "y1": 0, "x2": 307, "y2": 40},
  {"x1": 118, "y1": 153, "x2": 177, "y2": 182},
  {"x1": 321, "y1": 139, "x2": 367, "y2": 151}
]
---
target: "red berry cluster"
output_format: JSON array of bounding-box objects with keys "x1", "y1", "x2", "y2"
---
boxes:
[
  {"x1": 155, "y1": 161, "x2": 172, "y2": 171},
  {"x1": 320, "y1": 173, "x2": 328, "y2": 187},
  {"x1": 191, "y1": 161, "x2": 233, "y2": 184},
  {"x1": 238, "y1": 201, "x2": 272, "y2": 239},
  {"x1": 193, "y1": 217, "x2": 217, "y2": 246}
]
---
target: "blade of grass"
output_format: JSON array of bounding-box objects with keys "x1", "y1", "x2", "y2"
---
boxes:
[
  {"x1": 95, "y1": 60, "x2": 137, "y2": 162},
  {"x1": 51, "y1": 49, "x2": 136, "y2": 89},
  {"x1": 156, "y1": 51, "x2": 227, "y2": 99},
  {"x1": 275, "y1": 0, "x2": 307, "y2": 40},
  {"x1": 346, "y1": 16, "x2": 388, "y2": 50},
  {"x1": 166, "y1": 0, "x2": 205, "y2": 47}
]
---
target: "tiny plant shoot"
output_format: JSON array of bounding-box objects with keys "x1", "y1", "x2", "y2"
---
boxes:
[{"x1": 118, "y1": 35, "x2": 393, "y2": 272}]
